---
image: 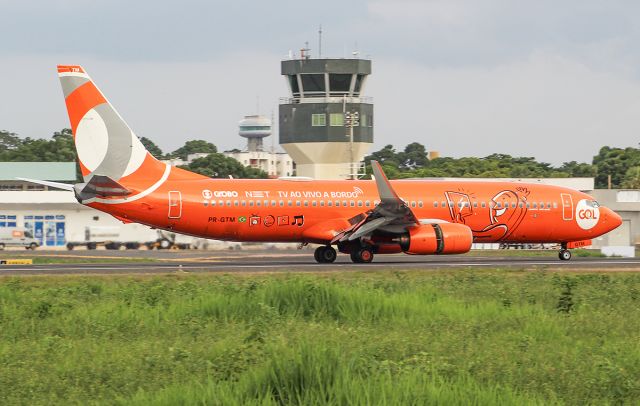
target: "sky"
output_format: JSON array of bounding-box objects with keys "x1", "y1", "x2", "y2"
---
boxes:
[{"x1": 1, "y1": 0, "x2": 640, "y2": 165}]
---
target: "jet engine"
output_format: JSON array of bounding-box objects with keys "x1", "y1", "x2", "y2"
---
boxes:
[{"x1": 397, "y1": 223, "x2": 473, "y2": 255}]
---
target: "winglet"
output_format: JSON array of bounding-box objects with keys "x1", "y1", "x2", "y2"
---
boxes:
[{"x1": 371, "y1": 160, "x2": 401, "y2": 203}]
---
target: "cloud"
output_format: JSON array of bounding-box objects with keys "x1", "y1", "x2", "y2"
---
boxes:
[{"x1": 369, "y1": 50, "x2": 640, "y2": 163}]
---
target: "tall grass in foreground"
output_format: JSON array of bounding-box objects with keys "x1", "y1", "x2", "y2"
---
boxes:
[{"x1": 0, "y1": 270, "x2": 638, "y2": 404}]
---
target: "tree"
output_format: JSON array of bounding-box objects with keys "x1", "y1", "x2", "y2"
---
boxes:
[
  {"x1": 0, "y1": 130, "x2": 22, "y2": 151},
  {"x1": 139, "y1": 137, "x2": 164, "y2": 159},
  {"x1": 622, "y1": 166, "x2": 640, "y2": 189},
  {"x1": 398, "y1": 142, "x2": 428, "y2": 169},
  {"x1": 593, "y1": 146, "x2": 640, "y2": 188},
  {"x1": 560, "y1": 161, "x2": 596, "y2": 178},
  {"x1": 182, "y1": 153, "x2": 267, "y2": 179},
  {"x1": 171, "y1": 140, "x2": 217, "y2": 160}
]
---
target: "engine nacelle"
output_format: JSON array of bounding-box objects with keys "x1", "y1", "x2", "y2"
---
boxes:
[{"x1": 398, "y1": 223, "x2": 473, "y2": 255}]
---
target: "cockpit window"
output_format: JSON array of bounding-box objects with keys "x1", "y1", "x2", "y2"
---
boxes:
[{"x1": 586, "y1": 200, "x2": 600, "y2": 208}]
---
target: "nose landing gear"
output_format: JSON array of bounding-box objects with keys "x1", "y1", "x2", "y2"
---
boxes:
[{"x1": 559, "y1": 243, "x2": 572, "y2": 261}]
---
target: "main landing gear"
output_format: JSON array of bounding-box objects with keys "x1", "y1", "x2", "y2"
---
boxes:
[
  {"x1": 314, "y1": 246, "x2": 337, "y2": 263},
  {"x1": 559, "y1": 243, "x2": 572, "y2": 261},
  {"x1": 350, "y1": 247, "x2": 374, "y2": 263}
]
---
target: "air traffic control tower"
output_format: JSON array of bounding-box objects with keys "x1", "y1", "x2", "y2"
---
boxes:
[{"x1": 279, "y1": 56, "x2": 373, "y2": 179}]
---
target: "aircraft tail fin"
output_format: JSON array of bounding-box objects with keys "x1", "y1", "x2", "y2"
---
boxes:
[{"x1": 57, "y1": 65, "x2": 165, "y2": 185}]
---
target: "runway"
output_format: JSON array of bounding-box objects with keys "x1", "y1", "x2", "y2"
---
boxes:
[{"x1": 1, "y1": 249, "x2": 639, "y2": 275}]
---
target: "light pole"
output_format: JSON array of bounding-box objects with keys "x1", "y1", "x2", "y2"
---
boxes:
[{"x1": 344, "y1": 111, "x2": 360, "y2": 180}]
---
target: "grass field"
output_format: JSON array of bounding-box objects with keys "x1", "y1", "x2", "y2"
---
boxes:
[{"x1": 0, "y1": 270, "x2": 639, "y2": 405}]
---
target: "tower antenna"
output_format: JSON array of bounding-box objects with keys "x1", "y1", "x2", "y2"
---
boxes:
[{"x1": 318, "y1": 24, "x2": 323, "y2": 58}]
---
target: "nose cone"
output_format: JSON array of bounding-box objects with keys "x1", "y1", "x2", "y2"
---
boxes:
[{"x1": 601, "y1": 207, "x2": 622, "y2": 234}]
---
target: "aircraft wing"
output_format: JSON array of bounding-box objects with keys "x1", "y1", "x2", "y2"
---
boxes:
[{"x1": 331, "y1": 160, "x2": 420, "y2": 243}]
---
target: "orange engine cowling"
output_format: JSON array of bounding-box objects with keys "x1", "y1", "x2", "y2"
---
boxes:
[{"x1": 397, "y1": 223, "x2": 473, "y2": 255}]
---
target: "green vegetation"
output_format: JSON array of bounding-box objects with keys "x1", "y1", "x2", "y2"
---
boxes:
[
  {"x1": 0, "y1": 130, "x2": 268, "y2": 179},
  {"x1": 3, "y1": 129, "x2": 637, "y2": 183},
  {"x1": 0, "y1": 271, "x2": 639, "y2": 405},
  {"x1": 365, "y1": 143, "x2": 640, "y2": 188}
]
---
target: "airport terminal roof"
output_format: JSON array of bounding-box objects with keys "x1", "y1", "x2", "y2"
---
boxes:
[{"x1": 0, "y1": 162, "x2": 76, "y2": 181}]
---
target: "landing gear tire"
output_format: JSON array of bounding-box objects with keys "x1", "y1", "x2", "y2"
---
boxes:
[
  {"x1": 559, "y1": 249, "x2": 572, "y2": 261},
  {"x1": 314, "y1": 246, "x2": 337, "y2": 263},
  {"x1": 350, "y1": 247, "x2": 374, "y2": 263}
]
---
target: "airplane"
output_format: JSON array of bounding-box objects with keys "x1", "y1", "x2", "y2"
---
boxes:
[{"x1": 21, "y1": 65, "x2": 623, "y2": 263}]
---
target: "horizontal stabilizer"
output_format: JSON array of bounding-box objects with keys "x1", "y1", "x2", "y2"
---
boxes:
[
  {"x1": 79, "y1": 175, "x2": 131, "y2": 197},
  {"x1": 15, "y1": 177, "x2": 74, "y2": 191}
]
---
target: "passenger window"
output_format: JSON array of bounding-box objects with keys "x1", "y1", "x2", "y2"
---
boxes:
[
  {"x1": 257, "y1": 201, "x2": 261, "y2": 206},
  {"x1": 328, "y1": 201, "x2": 333, "y2": 207},
  {"x1": 547, "y1": 203, "x2": 551, "y2": 209},
  {"x1": 218, "y1": 200, "x2": 223, "y2": 206},
  {"x1": 226, "y1": 201, "x2": 231, "y2": 207},
  {"x1": 210, "y1": 201, "x2": 216, "y2": 207},
  {"x1": 312, "y1": 201, "x2": 317, "y2": 207},
  {"x1": 350, "y1": 201, "x2": 355, "y2": 207},
  {"x1": 241, "y1": 201, "x2": 246, "y2": 207},
  {"x1": 418, "y1": 201, "x2": 423, "y2": 208},
  {"x1": 288, "y1": 201, "x2": 293, "y2": 207},
  {"x1": 296, "y1": 201, "x2": 301, "y2": 207},
  {"x1": 518, "y1": 202, "x2": 523, "y2": 208},
  {"x1": 234, "y1": 201, "x2": 239, "y2": 206},
  {"x1": 481, "y1": 202, "x2": 486, "y2": 208},
  {"x1": 433, "y1": 201, "x2": 438, "y2": 208},
  {"x1": 264, "y1": 200, "x2": 269, "y2": 207},
  {"x1": 271, "y1": 200, "x2": 276, "y2": 206},
  {"x1": 441, "y1": 201, "x2": 446, "y2": 208},
  {"x1": 473, "y1": 202, "x2": 478, "y2": 208},
  {"x1": 304, "y1": 201, "x2": 309, "y2": 207},
  {"x1": 320, "y1": 201, "x2": 325, "y2": 207},
  {"x1": 533, "y1": 203, "x2": 537, "y2": 208},
  {"x1": 511, "y1": 203, "x2": 516, "y2": 208},
  {"x1": 464, "y1": 202, "x2": 469, "y2": 208},
  {"x1": 249, "y1": 201, "x2": 254, "y2": 207},
  {"x1": 553, "y1": 202, "x2": 557, "y2": 209},
  {"x1": 358, "y1": 201, "x2": 363, "y2": 207},
  {"x1": 449, "y1": 202, "x2": 454, "y2": 208},
  {"x1": 365, "y1": 201, "x2": 370, "y2": 207},
  {"x1": 526, "y1": 203, "x2": 530, "y2": 208},
  {"x1": 343, "y1": 200, "x2": 348, "y2": 207},
  {"x1": 411, "y1": 201, "x2": 416, "y2": 208},
  {"x1": 279, "y1": 201, "x2": 284, "y2": 207},
  {"x1": 335, "y1": 201, "x2": 340, "y2": 207}
]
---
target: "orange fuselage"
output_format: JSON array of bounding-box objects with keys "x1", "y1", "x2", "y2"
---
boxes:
[{"x1": 88, "y1": 166, "x2": 619, "y2": 245}]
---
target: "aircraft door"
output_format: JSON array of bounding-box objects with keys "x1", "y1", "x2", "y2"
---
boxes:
[
  {"x1": 168, "y1": 191, "x2": 182, "y2": 219},
  {"x1": 560, "y1": 193, "x2": 573, "y2": 220}
]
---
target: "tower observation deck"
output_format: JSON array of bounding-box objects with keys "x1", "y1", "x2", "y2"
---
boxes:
[{"x1": 279, "y1": 57, "x2": 373, "y2": 179}]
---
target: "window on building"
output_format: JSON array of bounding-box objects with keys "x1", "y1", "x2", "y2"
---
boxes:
[
  {"x1": 312, "y1": 114, "x2": 326, "y2": 126},
  {"x1": 329, "y1": 73, "x2": 352, "y2": 94},
  {"x1": 288, "y1": 75, "x2": 300, "y2": 94},
  {"x1": 301, "y1": 74, "x2": 325, "y2": 94},
  {"x1": 330, "y1": 113, "x2": 344, "y2": 127}
]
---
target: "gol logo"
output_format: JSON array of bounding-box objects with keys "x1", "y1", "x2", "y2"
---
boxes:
[{"x1": 575, "y1": 199, "x2": 599, "y2": 230}]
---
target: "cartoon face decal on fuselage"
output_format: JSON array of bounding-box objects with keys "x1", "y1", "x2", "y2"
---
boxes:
[{"x1": 445, "y1": 189, "x2": 529, "y2": 241}]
